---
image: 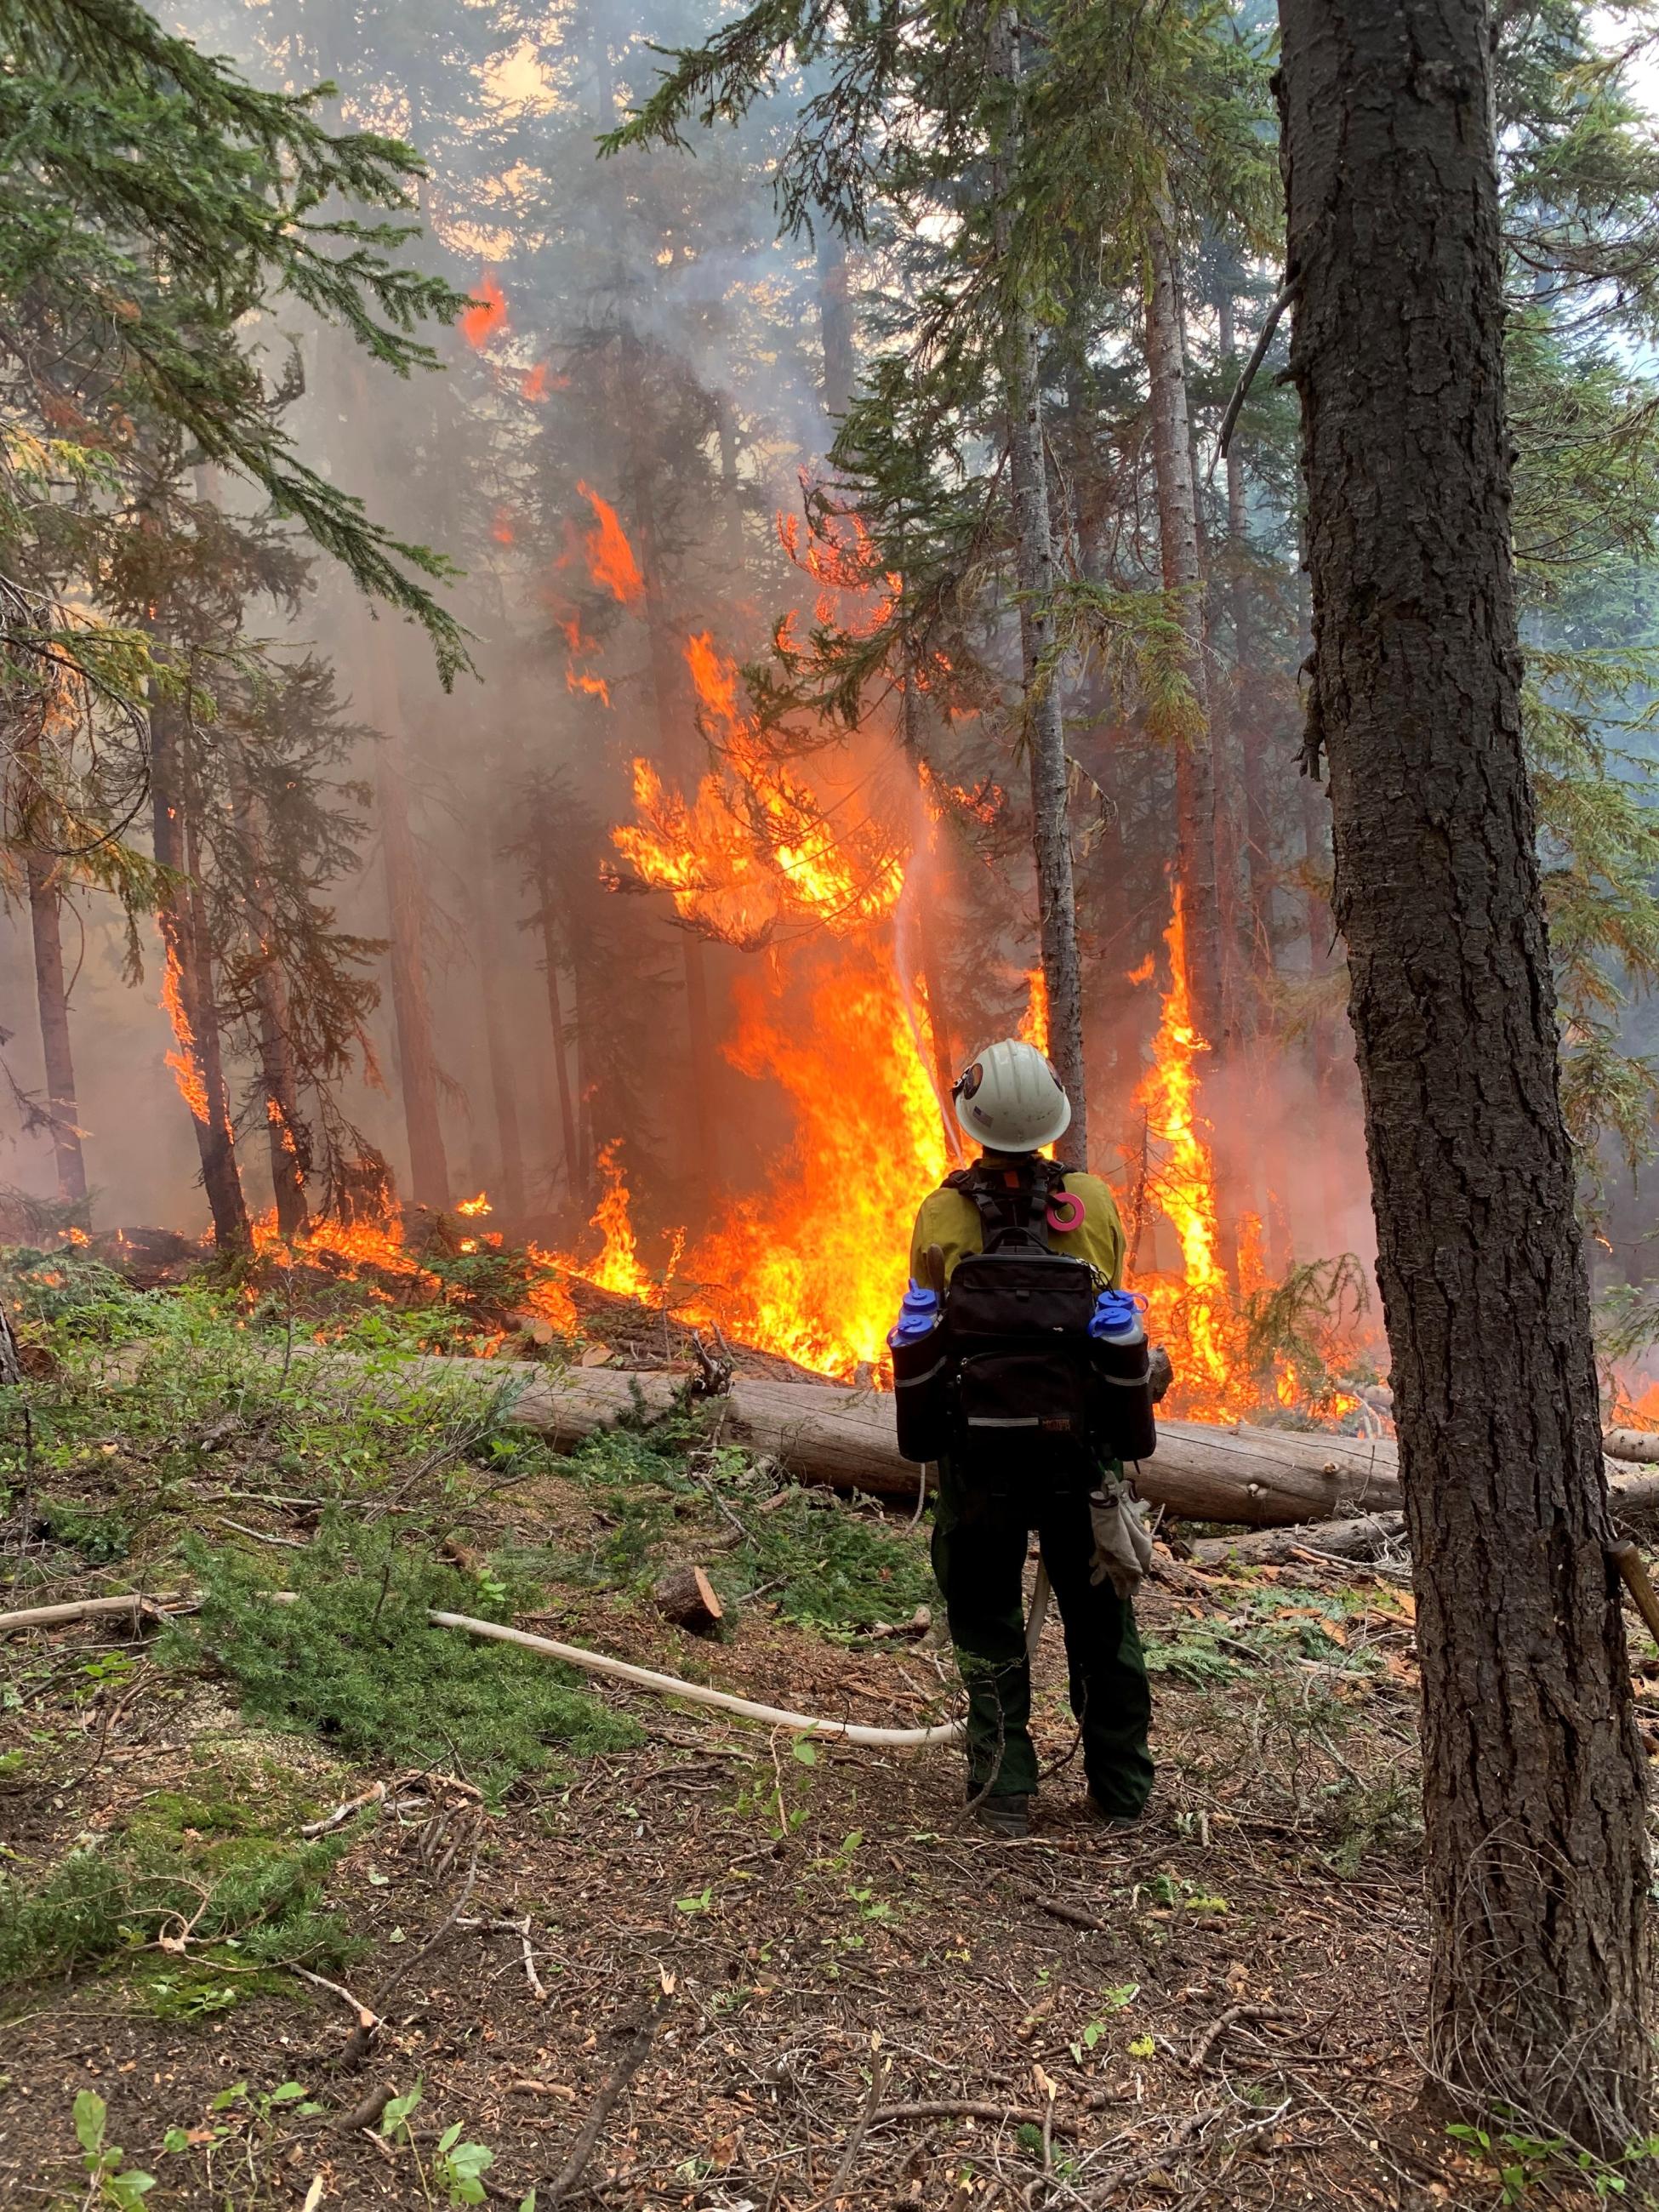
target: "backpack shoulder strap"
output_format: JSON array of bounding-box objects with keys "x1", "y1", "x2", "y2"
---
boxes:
[{"x1": 944, "y1": 1161, "x2": 1053, "y2": 1251}]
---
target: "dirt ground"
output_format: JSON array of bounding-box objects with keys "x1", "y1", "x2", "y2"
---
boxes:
[{"x1": 0, "y1": 1499, "x2": 1493, "y2": 2212}]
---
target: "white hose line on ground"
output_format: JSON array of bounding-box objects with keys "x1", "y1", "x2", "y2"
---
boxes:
[
  {"x1": 2, "y1": 1571, "x2": 1054, "y2": 1754},
  {"x1": 425, "y1": 1567, "x2": 1054, "y2": 1752}
]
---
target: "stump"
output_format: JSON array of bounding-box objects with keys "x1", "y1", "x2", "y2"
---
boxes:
[{"x1": 653, "y1": 1563, "x2": 724, "y2": 1635}]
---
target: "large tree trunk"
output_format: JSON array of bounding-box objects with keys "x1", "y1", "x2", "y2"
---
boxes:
[
  {"x1": 817, "y1": 219, "x2": 856, "y2": 420},
  {"x1": 1279, "y1": 0, "x2": 1650, "y2": 2141},
  {"x1": 368, "y1": 633, "x2": 449, "y2": 1211},
  {"x1": 537, "y1": 869, "x2": 582, "y2": 1198},
  {"x1": 233, "y1": 788, "x2": 310, "y2": 1240},
  {"x1": 901, "y1": 676, "x2": 964, "y2": 1164},
  {"x1": 1144, "y1": 210, "x2": 1238, "y2": 1280},
  {"x1": 989, "y1": 9, "x2": 1088, "y2": 1166},
  {"x1": 1144, "y1": 214, "x2": 1229, "y2": 1076},
  {"x1": 1218, "y1": 295, "x2": 1276, "y2": 1014},
  {"x1": 20, "y1": 784, "x2": 88, "y2": 1215},
  {"x1": 151, "y1": 702, "x2": 248, "y2": 1251},
  {"x1": 620, "y1": 334, "x2": 722, "y2": 1193},
  {"x1": 474, "y1": 812, "x2": 527, "y2": 1225}
]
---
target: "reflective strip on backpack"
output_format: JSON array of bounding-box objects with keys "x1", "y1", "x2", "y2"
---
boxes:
[
  {"x1": 894, "y1": 1357, "x2": 949, "y2": 1389},
  {"x1": 964, "y1": 1414, "x2": 1044, "y2": 1428}
]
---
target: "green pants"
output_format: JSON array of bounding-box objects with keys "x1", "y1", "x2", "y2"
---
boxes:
[{"x1": 931, "y1": 1460, "x2": 1154, "y2": 1813}]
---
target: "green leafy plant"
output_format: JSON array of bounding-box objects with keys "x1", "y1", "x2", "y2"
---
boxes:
[{"x1": 71, "y1": 2091, "x2": 154, "y2": 2207}]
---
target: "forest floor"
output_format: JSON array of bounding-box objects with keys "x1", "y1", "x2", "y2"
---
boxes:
[{"x1": 0, "y1": 1240, "x2": 1641, "y2": 2212}]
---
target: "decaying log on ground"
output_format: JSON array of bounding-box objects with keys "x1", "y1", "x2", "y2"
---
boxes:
[
  {"x1": 1188, "y1": 1514, "x2": 1408, "y2": 1570},
  {"x1": 653, "y1": 1563, "x2": 723, "y2": 1634},
  {"x1": 1605, "y1": 1428, "x2": 1659, "y2": 1468}
]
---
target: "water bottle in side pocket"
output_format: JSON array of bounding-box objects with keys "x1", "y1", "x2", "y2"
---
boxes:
[
  {"x1": 889, "y1": 1282, "x2": 948, "y2": 1464},
  {"x1": 1089, "y1": 1288, "x2": 1157, "y2": 1462}
]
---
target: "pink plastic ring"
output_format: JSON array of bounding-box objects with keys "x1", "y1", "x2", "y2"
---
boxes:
[{"x1": 1046, "y1": 1192, "x2": 1086, "y2": 1234}]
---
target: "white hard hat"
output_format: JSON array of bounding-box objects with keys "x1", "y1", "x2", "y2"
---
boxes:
[{"x1": 952, "y1": 1038, "x2": 1072, "y2": 1151}]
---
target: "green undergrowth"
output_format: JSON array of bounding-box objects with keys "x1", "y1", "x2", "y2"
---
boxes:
[
  {"x1": 545, "y1": 1417, "x2": 934, "y2": 1635},
  {"x1": 167, "y1": 1519, "x2": 638, "y2": 1796},
  {"x1": 0, "y1": 1755, "x2": 356, "y2": 2009}
]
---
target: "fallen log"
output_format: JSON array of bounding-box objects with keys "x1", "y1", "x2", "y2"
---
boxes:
[
  {"x1": 1189, "y1": 1513, "x2": 1408, "y2": 1571},
  {"x1": 1605, "y1": 1428, "x2": 1659, "y2": 1468},
  {"x1": 294, "y1": 1351, "x2": 1659, "y2": 1529},
  {"x1": 382, "y1": 1355, "x2": 1405, "y2": 1525}
]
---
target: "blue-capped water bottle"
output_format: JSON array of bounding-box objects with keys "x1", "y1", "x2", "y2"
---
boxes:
[
  {"x1": 1089, "y1": 1288, "x2": 1157, "y2": 1462},
  {"x1": 889, "y1": 1280, "x2": 949, "y2": 1464}
]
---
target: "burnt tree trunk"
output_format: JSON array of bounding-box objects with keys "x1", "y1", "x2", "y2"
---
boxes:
[
  {"x1": 1279, "y1": 0, "x2": 1650, "y2": 2141},
  {"x1": 989, "y1": 8, "x2": 1088, "y2": 1166},
  {"x1": 19, "y1": 760, "x2": 88, "y2": 1213},
  {"x1": 1144, "y1": 208, "x2": 1234, "y2": 1276},
  {"x1": 151, "y1": 702, "x2": 248, "y2": 1250}
]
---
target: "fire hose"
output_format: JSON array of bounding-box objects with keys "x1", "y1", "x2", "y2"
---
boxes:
[
  {"x1": 428, "y1": 1562, "x2": 1053, "y2": 1749},
  {"x1": 0, "y1": 1574, "x2": 1054, "y2": 1749}
]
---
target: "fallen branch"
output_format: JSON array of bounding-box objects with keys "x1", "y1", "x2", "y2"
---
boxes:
[
  {"x1": 543, "y1": 1990, "x2": 670, "y2": 2207},
  {"x1": 1188, "y1": 2003, "x2": 1282, "y2": 2072},
  {"x1": 0, "y1": 1590, "x2": 184, "y2": 1633},
  {"x1": 1606, "y1": 1428, "x2": 1659, "y2": 1468},
  {"x1": 869, "y1": 2100, "x2": 1083, "y2": 2140},
  {"x1": 294, "y1": 1965, "x2": 382, "y2": 2038},
  {"x1": 1012, "y1": 1884, "x2": 1112, "y2": 1935}
]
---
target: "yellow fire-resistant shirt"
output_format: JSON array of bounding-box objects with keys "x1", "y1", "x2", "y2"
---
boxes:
[{"x1": 908, "y1": 1160, "x2": 1126, "y2": 1291}]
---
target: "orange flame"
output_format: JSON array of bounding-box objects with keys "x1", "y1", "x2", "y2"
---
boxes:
[
  {"x1": 457, "y1": 1192, "x2": 493, "y2": 1217},
  {"x1": 160, "y1": 944, "x2": 209, "y2": 1124},
  {"x1": 520, "y1": 362, "x2": 568, "y2": 401},
  {"x1": 611, "y1": 634, "x2": 904, "y2": 945},
  {"x1": 1018, "y1": 969, "x2": 1050, "y2": 1056},
  {"x1": 575, "y1": 482, "x2": 644, "y2": 605},
  {"x1": 585, "y1": 1140, "x2": 655, "y2": 1300},
  {"x1": 460, "y1": 271, "x2": 508, "y2": 348},
  {"x1": 566, "y1": 668, "x2": 613, "y2": 708},
  {"x1": 492, "y1": 506, "x2": 516, "y2": 546}
]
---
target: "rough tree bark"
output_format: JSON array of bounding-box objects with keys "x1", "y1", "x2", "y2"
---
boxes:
[
  {"x1": 19, "y1": 752, "x2": 88, "y2": 1213},
  {"x1": 1278, "y1": 0, "x2": 1650, "y2": 2141},
  {"x1": 989, "y1": 8, "x2": 1088, "y2": 1166}
]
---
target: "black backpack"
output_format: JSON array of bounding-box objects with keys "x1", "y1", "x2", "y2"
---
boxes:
[{"x1": 938, "y1": 1160, "x2": 1101, "y2": 1488}]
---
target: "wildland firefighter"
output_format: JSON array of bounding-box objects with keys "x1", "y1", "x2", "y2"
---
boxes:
[{"x1": 892, "y1": 1039, "x2": 1160, "y2": 1839}]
